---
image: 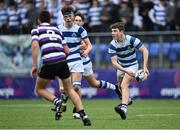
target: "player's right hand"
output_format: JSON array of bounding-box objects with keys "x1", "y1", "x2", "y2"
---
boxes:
[{"x1": 30, "y1": 66, "x2": 38, "y2": 78}]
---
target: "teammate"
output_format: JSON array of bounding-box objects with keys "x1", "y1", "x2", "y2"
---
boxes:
[
  {"x1": 108, "y1": 22, "x2": 149, "y2": 120},
  {"x1": 57, "y1": 6, "x2": 92, "y2": 117},
  {"x1": 30, "y1": 10, "x2": 91, "y2": 126}
]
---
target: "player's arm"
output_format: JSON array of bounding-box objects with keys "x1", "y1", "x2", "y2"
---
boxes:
[
  {"x1": 63, "y1": 44, "x2": 69, "y2": 55},
  {"x1": 139, "y1": 44, "x2": 149, "y2": 75},
  {"x1": 81, "y1": 38, "x2": 92, "y2": 58},
  {"x1": 80, "y1": 40, "x2": 87, "y2": 50},
  {"x1": 31, "y1": 40, "x2": 39, "y2": 77},
  {"x1": 111, "y1": 56, "x2": 135, "y2": 77},
  {"x1": 61, "y1": 31, "x2": 69, "y2": 55}
]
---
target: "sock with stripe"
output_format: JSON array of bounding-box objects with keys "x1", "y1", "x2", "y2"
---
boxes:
[
  {"x1": 99, "y1": 80, "x2": 116, "y2": 90},
  {"x1": 120, "y1": 104, "x2": 128, "y2": 113},
  {"x1": 78, "y1": 109, "x2": 88, "y2": 120},
  {"x1": 53, "y1": 98, "x2": 61, "y2": 106}
]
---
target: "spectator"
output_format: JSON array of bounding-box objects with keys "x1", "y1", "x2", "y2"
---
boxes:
[
  {"x1": 139, "y1": 0, "x2": 154, "y2": 31},
  {"x1": 117, "y1": 1, "x2": 132, "y2": 31},
  {"x1": 18, "y1": 0, "x2": 29, "y2": 34},
  {"x1": 88, "y1": 0, "x2": 102, "y2": 32},
  {"x1": 0, "y1": 0, "x2": 8, "y2": 34},
  {"x1": 175, "y1": 1, "x2": 180, "y2": 31},
  {"x1": 46, "y1": 0, "x2": 61, "y2": 26},
  {"x1": 148, "y1": 0, "x2": 167, "y2": 31},
  {"x1": 166, "y1": 0, "x2": 176, "y2": 30},
  {"x1": 100, "y1": 0, "x2": 118, "y2": 32},
  {"x1": 132, "y1": 0, "x2": 143, "y2": 31},
  {"x1": 75, "y1": 0, "x2": 90, "y2": 31},
  {"x1": 7, "y1": 0, "x2": 21, "y2": 34}
]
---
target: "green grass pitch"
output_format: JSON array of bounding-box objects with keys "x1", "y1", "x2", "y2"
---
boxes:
[{"x1": 0, "y1": 99, "x2": 180, "y2": 129}]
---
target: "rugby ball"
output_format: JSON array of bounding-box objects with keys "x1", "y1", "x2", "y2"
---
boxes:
[{"x1": 135, "y1": 69, "x2": 148, "y2": 82}]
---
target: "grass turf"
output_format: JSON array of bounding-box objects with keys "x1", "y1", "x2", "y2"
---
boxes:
[{"x1": 0, "y1": 99, "x2": 180, "y2": 129}]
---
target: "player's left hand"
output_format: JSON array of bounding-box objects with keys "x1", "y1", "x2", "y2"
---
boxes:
[
  {"x1": 143, "y1": 66, "x2": 149, "y2": 76},
  {"x1": 81, "y1": 49, "x2": 88, "y2": 58}
]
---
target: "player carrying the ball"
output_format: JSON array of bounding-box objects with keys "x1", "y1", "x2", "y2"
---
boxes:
[{"x1": 108, "y1": 22, "x2": 149, "y2": 120}]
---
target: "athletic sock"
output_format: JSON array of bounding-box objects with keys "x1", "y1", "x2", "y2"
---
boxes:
[
  {"x1": 99, "y1": 80, "x2": 115, "y2": 90},
  {"x1": 53, "y1": 98, "x2": 60, "y2": 106},
  {"x1": 78, "y1": 109, "x2": 88, "y2": 120},
  {"x1": 121, "y1": 104, "x2": 128, "y2": 113}
]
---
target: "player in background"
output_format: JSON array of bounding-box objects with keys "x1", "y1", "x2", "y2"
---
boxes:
[
  {"x1": 57, "y1": 6, "x2": 92, "y2": 117},
  {"x1": 30, "y1": 10, "x2": 91, "y2": 126},
  {"x1": 108, "y1": 22, "x2": 149, "y2": 120}
]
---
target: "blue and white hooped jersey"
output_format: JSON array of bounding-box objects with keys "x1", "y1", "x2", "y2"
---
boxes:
[
  {"x1": 31, "y1": 23, "x2": 67, "y2": 65},
  {"x1": 58, "y1": 24, "x2": 88, "y2": 63},
  {"x1": 108, "y1": 35, "x2": 142, "y2": 67}
]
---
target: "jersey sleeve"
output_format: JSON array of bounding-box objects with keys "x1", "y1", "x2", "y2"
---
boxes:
[
  {"x1": 31, "y1": 28, "x2": 39, "y2": 42},
  {"x1": 108, "y1": 42, "x2": 117, "y2": 57},
  {"x1": 129, "y1": 36, "x2": 142, "y2": 49},
  {"x1": 79, "y1": 27, "x2": 88, "y2": 40}
]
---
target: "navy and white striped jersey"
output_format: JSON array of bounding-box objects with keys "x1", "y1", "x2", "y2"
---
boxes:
[
  {"x1": 88, "y1": 6, "x2": 102, "y2": 26},
  {"x1": 108, "y1": 35, "x2": 142, "y2": 67},
  {"x1": 31, "y1": 23, "x2": 67, "y2": 64},
  {"x1": 0, "y1": 6, "x2": 7, "y2": 26},
  {"x1": 7, "y1": 7, "x2": 21, "y2": 27},
  {"x1": 58, "y1": 24, "x2": 88, "y2": 63}
]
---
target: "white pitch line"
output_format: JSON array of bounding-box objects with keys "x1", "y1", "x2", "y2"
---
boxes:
[
  {"x1": 0, "y1": 129, "x2": 179, "y2": 130},
  {"x1": 0, "y1": 129, "x2": 180, "y2": 130},
  {"x1": 136, "y1": 114, "x2": 180, "y2": 117},
  {"x1": 0, "y1": 104, "x2": 51, "y2": 108}
]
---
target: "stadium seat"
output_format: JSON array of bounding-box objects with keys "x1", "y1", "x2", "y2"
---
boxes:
[
  {"x1": 171, "y1": 42, "x2": 180, "y2": 56},
  {"x1": 149, "y1": 43, "x2": 160, "y2": 57},
  {"x1": 89, "y1": 44, "x2": 96, "y2": 63},
  {"x1": 144, "y1": 43, "x2": 149, "y2": 50},
  {"x1": 99, "y1": 43, "x2": 110, "y2": 63},
  {"x1": 163, "y1": 42, "x2": 171, "y2": 56}
]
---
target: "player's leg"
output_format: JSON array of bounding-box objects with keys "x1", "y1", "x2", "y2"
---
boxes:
[
  {"x1": 117, "y1": 74, "x2": 133, "y2": 119},
  {"x1": 35, "y1": 77, "x2": 62, "y2": 120},
  {"x1": 35, "y1": 77, "x2": 54, "y2": 102},
  {"x1": 83, "y1": 61, "x2": 118, "y2": 92},
  {"x1": 71, "y1": 72, "x2": 82, "y2": 119},
  {"x1": 62, "y1": 76, "x2": 91, "y2": 126},
  {"x1": 58, "y1": 78, "x2": 68, "y2": 112}
]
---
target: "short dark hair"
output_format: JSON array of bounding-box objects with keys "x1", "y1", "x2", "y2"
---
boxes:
[
  {"x1": 61, "y1": 6, "x2": 74, "y2": 16},
  {"x1": 38, "y1": 10, "x2": 51, "y2": 23},
  {"x1": 110, "y1": 22, "x2": 125, "y2": 31},
  {"x1": 75, "y1": 12, "x2": 84, "y2": 21}
]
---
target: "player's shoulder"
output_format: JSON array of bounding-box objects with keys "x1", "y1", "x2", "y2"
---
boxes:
[
  {"x1": 125, "y1": 34, "x2": 135, "y2": 41},
  {"x1": 57, "y1": 24, "x2": 64, "y2": 30},
  {"x1": 110, "y1": 39, "x2": 116, "y2": 45},
  {"x1": 74, "y1": 24, "x2": 86, "y2": 31},
  {"x1": 31, "y1": 27, "x2": 39, "y2": 35},
  {"x1": 125, "y1": 34, "x2": 140, "y2": 43}
]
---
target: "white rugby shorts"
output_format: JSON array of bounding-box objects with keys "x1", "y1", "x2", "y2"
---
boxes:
[
  {"x1": 117, "y1": 63, "x2": 138, "y2": 78},
  {"x1": 68, "y1": 60, "x2": 84, "y2": 73},
  {"x1": 83, "y1": 61, "x2": 93, "y2": 76}
]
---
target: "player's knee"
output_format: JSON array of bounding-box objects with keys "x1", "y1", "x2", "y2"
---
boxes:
[
  {"x1": 72, "y1": 81, "x2": 81, "y2": 89},
  {"x1": 35, "y1": 87, "x2": 41, "y2": 95}
]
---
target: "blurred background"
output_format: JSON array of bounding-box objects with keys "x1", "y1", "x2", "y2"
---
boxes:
[{"x1": 0, "y1": 0, "x2": 180, "y2": 99}]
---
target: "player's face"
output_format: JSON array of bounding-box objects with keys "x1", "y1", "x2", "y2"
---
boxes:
[
  {"x1": 111, "y1": 28, "x2": 124, "y2": 40},
  {"x1": 74, "y1": 16, "x2": 84, "y2": 26},
  {"x1": 64, "y1": 14, "x2": 74, "y2": 24}
]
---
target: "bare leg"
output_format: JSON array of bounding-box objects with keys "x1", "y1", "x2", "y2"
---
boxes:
[{"x1": 35, "y1": 77, "x2": 55, "y2": 102}]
